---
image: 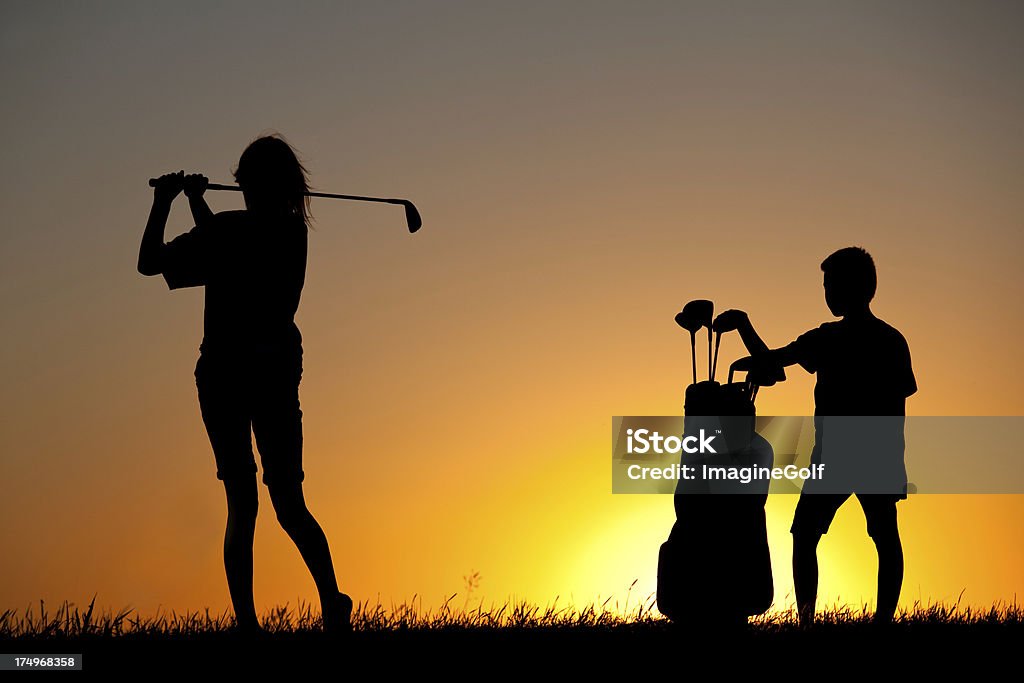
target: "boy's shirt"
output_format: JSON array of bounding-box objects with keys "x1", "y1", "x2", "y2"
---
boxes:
[
  {"x1": 790, "y1": 314, "x2": 917, "y2": 495},
  {"x1": 792, "y1": 314, "x2": 917, "y2": 416}
]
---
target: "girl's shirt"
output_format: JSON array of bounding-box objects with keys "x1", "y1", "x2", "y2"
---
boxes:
[{"x1": 161, "y1": 209, "x2": 307, "y2": 363}]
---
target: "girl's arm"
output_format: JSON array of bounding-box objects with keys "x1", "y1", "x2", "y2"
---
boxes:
[
  {"x1": 183, "y1": 173, "x2": 213, "y2": 226},
  {"x1": 138, "y1": 171, "x2": 183, "y2": 276}
]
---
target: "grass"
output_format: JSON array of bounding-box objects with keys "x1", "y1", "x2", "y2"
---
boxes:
[
  {"x1": 2, "y1": 591, "x2": 1020, "y2": 635},
  {"x1": 1, "y1": 593, "x2": 658, "y2": 638},
  {"x1": 2, "y1": 593, "x2": 1020, "y2": 671}
]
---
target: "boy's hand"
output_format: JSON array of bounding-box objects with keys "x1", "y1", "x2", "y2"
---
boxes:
[
  {"x1": 713, "y1": 309, "x2": 749, "y2": 333},
  {"x1": 183, "y1": 173, "x2": 208, "y2": 199},
  {"x1": 748, "y1": 366, "x2": 786, "y2": 387},
  {"x1": 733, "y1": 353, "x2": 786, "y2": 386},
  {"x1": 152, "y1": 171, "x2": 184, "y2": 204}
]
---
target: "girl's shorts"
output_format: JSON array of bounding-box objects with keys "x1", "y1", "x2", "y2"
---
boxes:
[{"x1": 194, "y1": 352, "x2": 304, "y2": 487}]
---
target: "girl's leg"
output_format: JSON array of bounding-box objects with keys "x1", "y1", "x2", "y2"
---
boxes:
[
  {"x1": 223, "y1": 473, "x2": 260, "y2": 629},
  {"x1": 255, "y1": 354, "x2": 351, "y2": 631},
  {"x1": 267, "y1": 482, "x2": 340, "y2": 600},
  {"x1": 267, "y1": 482, "x2": 351, "y2": 631},
  {"x1": 197, "y1": 356, "x2": 262, "y2": 631}
]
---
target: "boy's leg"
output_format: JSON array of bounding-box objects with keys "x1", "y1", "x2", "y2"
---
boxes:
[
  {"x1": 792, "y1": 530, "x2": 820, "y2": 625},
  {"x1": 859, "y1": 494, "x2": 903, "y2": 623},
  {"x1": 791, "y1": 493, "x2": 847, "y2": 625}
]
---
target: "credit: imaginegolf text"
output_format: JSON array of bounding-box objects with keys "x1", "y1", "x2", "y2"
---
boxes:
[{"x1": 626, "y1": 462, "x2": 826, "y2": 484}]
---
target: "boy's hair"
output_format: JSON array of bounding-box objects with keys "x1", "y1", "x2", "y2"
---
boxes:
[{"x1": 821, "y1": 246, "x2": 876, "y2": 303}]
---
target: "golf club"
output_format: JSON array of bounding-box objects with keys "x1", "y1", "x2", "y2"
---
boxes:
[
  {"x1": 710, "y1": 310, "x2": 745, "y2": 382},
  {"x1": 148, "y1": 179, "x2": 422, "y2": 233},
  {"x1": 674, "y1": 299, "x2": 714, "y2": 385},
  {"x1": 674, "y1": 311, "x2": 699, "y2": 386},
  {"x1": 727, "y1": 359, "x2": 758, "y2": 403}
]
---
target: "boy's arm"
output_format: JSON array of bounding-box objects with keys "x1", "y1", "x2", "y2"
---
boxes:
[
  {"x1": 763, "y1": 341, "x2": 803, "y2": 368},
  {"x1": 737, "y1": 319, "x2": 830, "y2": 386},
  {"x1": 731, "y1": 345, "x2": 798, "y2": 386},
  {"x1": 715, "y1": 310, "x2": 770, "y2": 355},
  {"x1": 715, "y1": 310, "x2": 790, "y2": 383}
]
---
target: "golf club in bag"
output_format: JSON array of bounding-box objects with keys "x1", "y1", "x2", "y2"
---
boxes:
[
  {"x1": 658, "y1": 301, "x2": 774, "y2": 625},
  {"x1": 674, "y1": 299, "x2": 713, "y2": 386},
  {"x1": 149, "y1": 178, "x2": 423, "y2": 233}
]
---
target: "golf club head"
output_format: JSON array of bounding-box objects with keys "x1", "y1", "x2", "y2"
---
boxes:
[
  {"x1": 681, "y1": 299, "x2": 714, "y2": 331},
  {"x1": 712, "y1": 310, "x2": 744, "y2": 333},
  {"x1": 403, "y1": 201, "x2": 422, "y2": 233},
  {"x1": 674, "y1": 310, "x2": 701, "y2": 334},
  {"x1": 677, "y1": 299, "x2": 714, "y2": 384}
]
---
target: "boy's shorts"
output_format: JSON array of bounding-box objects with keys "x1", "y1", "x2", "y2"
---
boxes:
[
  {"x1": 790, "y1": 492, "x2": 900, "y2": 539},
  {"x1": 194, "y1": 352, "x2": 305, "y2": 487}
]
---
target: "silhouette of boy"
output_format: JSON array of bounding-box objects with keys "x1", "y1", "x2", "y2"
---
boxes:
[{"x1": 735, "y1": 246, "x2": 916, "y2": 624}]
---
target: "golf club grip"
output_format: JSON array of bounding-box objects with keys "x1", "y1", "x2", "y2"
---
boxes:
[
  {"x1": 729, "y1": 360, "x2": 746, "y2": 386},
  {"x1": 147, "y1": 178, "x2": 405, "y2": 205},
  {"x1": 146, "y1": 178, "x2": 238, "y2": 191}
]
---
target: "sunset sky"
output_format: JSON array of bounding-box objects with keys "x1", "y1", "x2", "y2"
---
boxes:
[{"x1": 2, "y1": 1, "x2": 1022, "y2": 620}]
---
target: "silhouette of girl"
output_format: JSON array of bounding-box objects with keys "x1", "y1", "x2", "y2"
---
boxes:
[{"x1": 138, "y1": 135, "x2": 352, "y2": 634}]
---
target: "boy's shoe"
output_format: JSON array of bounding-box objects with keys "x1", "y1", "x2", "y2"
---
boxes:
[{"x1": 323, "y1": 591, "x2": 354, "y2": 635}]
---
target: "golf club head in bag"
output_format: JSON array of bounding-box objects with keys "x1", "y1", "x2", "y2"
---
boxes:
[
  {"x1": 674, "y1": 299, "x2": 714, "y2": 386},
  {"x1": 710, "y1": 309, "x2": 747, "y2": 383}
]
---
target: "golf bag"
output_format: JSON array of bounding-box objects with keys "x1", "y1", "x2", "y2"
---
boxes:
[{"x1": 656, "y1": 361, "x2": 774, "y2": 624}]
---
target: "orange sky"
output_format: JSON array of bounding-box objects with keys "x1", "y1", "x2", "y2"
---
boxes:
[{"x1": 1, "y1": 1, "x2": 1022, "y2": 618}]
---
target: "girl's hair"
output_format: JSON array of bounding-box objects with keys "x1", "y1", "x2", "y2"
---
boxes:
[{"x1": 233, "y1": 134, "x2": 312, "y2": 229}]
